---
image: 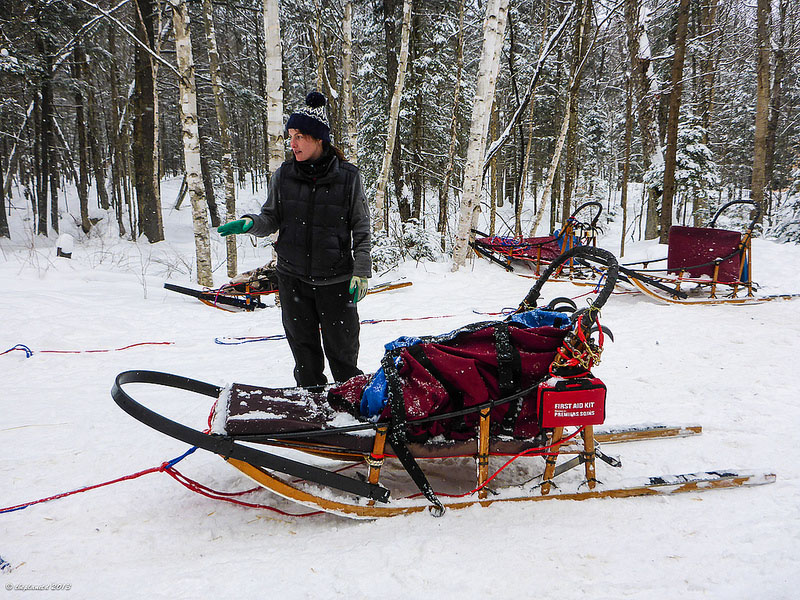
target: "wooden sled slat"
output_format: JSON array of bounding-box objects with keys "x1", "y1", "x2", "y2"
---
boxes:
[{"x1": 594, "y1": 424, "x2": 702, "y2": 443}]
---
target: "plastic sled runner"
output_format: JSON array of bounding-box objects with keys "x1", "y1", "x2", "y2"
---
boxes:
[{"x1": 113, "y1": 248, "x2": 775, "y2": 518}]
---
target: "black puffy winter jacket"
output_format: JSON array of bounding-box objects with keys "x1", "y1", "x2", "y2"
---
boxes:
[{"x1": 244, "y1": 151, "x2": 371, "y2": 284}]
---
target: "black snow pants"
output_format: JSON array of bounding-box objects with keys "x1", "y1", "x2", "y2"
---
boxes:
[{"x1": 277, "y1": 274, "x2": 363, "y2": 388}]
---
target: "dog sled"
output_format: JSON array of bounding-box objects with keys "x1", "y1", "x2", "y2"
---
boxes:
[
  {"x1": 164, "y1": 264, "x2": 411, "y2": 312},
  {"x1": 618, "y1": 200, "x2": 800, "y2": 305},
  {"x1": 113, "y1": 247, "x2": 774, "y2": 519},
  {"x1": 471, "y1": 201, "x2": 603, "y2": 278}
]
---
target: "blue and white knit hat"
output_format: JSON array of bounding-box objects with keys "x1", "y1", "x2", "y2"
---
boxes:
[{"x1": 286, "y1": 92, "x2": 330, "y2": 143}]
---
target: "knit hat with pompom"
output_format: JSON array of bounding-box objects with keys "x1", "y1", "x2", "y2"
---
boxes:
[{"x1": 286, "y1": 92, "x2": 330, "y2": 143}]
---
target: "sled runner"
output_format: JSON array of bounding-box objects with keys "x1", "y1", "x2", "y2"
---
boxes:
[
  {"x1": 471, "y1": 201, "x2": 603, "y2": 277},
  {"x1": 114, "y1": 247, "x2": 774, "y2": 518},
  {"x1": 618, "y1": 200, "x2": 800, "y2": 305},
  {"x1": 164, "y1": 264, "x2": 412, "y2": 312}
]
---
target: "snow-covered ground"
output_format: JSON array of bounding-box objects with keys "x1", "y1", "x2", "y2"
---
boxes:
[{"x1": 2, "y1": 180, "x2": 800, "y2": 599}]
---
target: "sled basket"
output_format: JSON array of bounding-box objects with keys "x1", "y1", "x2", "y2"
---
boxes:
[
  {"x1": 471, "y1": 201, "x2": 602, "y2": 275},
  {"x1": 617, "y1": 201, "x2": 777, "y2": 304}
]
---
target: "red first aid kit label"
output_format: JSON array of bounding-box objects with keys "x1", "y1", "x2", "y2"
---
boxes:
[{"x1": 538, "y1": 379, "x2": 606, "y2": 427}]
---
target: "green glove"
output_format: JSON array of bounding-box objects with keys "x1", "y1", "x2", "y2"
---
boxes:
[
  {"x1": 349, "y1": 276, "x2": 368, "y2": 303},
  {"x1": 218, "y1": 218, "x2": 253, "y2": 236}
]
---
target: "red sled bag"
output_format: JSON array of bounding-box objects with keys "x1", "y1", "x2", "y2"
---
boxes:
[{"x1": 537, "y1": 377, "x2": 606, "y2": 428}]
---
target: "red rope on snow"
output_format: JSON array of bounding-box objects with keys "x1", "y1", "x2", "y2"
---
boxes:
[
  {"x1": 0, "y1": 447, "x2": 323, "y2": 518},
  {"x1": 1, "y1": 341, "x2": 174, "y2": 358},
  {"x1": 0, "y1": 449, "x2": 196, "y2": 515},
  {"x1": 0, "y1": 467, "x2": 165, "y2": 514},
  {"x1": 39, "y1": 341, "x2": 175, "y2": 354},
  {"x1": 163, "y1": 468, "x2": 322, "y2": 517}
]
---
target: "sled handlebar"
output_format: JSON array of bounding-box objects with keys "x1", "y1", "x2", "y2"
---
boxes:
[
  {"x1": 569, "y1": 200, "x2": 603, "y2": 229},
  {"x1": 709, "y1": 200, "x2": 761, "y2": 231},
  {"x1": 517, "y1": 246, "x2": 619, "y2": 321}
]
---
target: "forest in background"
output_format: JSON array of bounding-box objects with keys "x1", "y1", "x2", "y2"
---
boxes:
[{"x1": 1, "y1": 0, "x2": 798, "y2": 281}]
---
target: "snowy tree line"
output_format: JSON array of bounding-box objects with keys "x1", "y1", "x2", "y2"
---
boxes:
[{"x1": 0, "y1": 0, "x2": 798, "y2": 276}]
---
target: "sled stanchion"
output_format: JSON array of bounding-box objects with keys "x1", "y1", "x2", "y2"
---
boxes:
[
  {"x1": 477, "y1": 408, "x2": 491, "y2": 501},
  {"x1": 540, "y1": 427, "x2": 564, "y2": 496},
  {"x1": 583, "y1": 426, "x2": 597, "y2": 490},
  {"x1": 366, "y1": 425, "x2": 389, "y2": 507}
]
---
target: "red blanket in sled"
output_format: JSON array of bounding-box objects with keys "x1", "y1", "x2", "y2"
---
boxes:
[{"x1": 330, "y1": 322, "x2": 569, "y2": 441}]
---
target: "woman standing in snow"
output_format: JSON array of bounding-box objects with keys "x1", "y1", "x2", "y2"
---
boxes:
[{"x1": 218, "y1": 92, "x2": 371, "y2": 390}]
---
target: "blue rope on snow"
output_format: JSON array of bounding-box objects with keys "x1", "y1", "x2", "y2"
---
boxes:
[{"x1": 1, "y1": 344, "x2": 34, "y2": 358}]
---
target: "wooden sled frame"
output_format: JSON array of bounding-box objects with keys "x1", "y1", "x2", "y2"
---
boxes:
[
  {"x1": 618, "y1": 201, "x2": 795, "y2": 305},
  {"x1": 471, "y1": 201, "x2": 603, "y2": 277},
  {"x1": 113, "y1": 247, "x2": 775, "y2": 518}
]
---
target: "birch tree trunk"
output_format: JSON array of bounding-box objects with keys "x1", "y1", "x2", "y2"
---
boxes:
[
  {"x1": 489, "y1": 101, "x2": 499, "y2": 234},
  {"x1": 626, "y1": 0, "x2": 663, "y2": 240},
  {"x1": 561, "y1": 0, "x2": 592, "y2": 223},
  {"x1": 451, "y1": 0, "x2": 510, "y2": 269},
  {"x1": 382, "y1": 0, "x2": 406, "y2": 225},
  {"x1": 750, "y1": 0, "x2": 771, "y2": 224},
  {"x1": 373, "y1": 0, "x2": 412, "y2": 234},
  {"x1": 202, "y1": 0, "x2": 238, "y2": 277},
  {"x1": 170, "y1": 0, "x2": 213, "y2": 287},
  {"x1": 620, "y1": 71, "x2": 634, "y2": 257},
  {"x1": 659, "y1": 0, "x2": 690, "y2": 243},
  {"x1": 437, "y1": 0, "x2": 465, "y2": 249},
  {"x1": 342, "y1": 0, "x2": 358, "y2": 163},
  {"x1": 263, "y1": 0, "x2": 285, "y2": 175},
  {"x1": 528, "y1": 100, "x2": 571, "y2": 236},
  {"x1": 764, "y1": 0, "x2": 788, "y2": 221}
]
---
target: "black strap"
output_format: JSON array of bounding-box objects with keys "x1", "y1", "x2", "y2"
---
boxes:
[
  {"x1": 383, "y1": 350, "x2": 444, "y2": 513},
  {"x1": 494, "y1": 322, "x2": 517, "y2": 396},
  {"x1": 388, "y1": 429, "x2": 444, "y2": 515},
  {"x1": 494, "y1": 322, "x2": 525, "y2": 435}
]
